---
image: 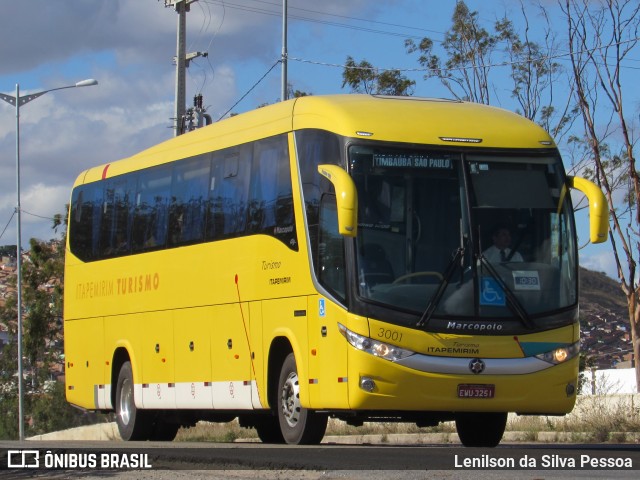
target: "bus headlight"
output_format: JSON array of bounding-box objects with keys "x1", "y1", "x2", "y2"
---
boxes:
[
  {"x1": 534, "y1": 341, "x2": 579, "y2": 365},
  {"x1": 338, "y1": 323, "x2": 414, "y2": 362}
]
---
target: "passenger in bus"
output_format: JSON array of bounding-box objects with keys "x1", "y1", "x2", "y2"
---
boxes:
[{"x1": 483, "y1": 225, "x2": 523, "y2": 263}]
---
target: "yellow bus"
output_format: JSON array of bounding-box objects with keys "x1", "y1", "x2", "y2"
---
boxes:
[{"x1": 64, "y1": 94, "x2": 608, "y2": 447}]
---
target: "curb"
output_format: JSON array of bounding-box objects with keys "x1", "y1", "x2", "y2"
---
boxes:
[{"x1": 27, "y1": 423, "x2": 640, "y2": 444}]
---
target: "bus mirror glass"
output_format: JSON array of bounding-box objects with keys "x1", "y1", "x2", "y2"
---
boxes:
[
  {"x1": 567, "y1": 175, "x2": 609, "y2": 244},
  {"x1": 318, "y1": 164, "x2": 358, "y2": 237}
]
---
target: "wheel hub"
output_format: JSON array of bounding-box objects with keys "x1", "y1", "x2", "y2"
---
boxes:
[
  {"x1": 280, "y1": 371, "x2": 301, "y2": 428},
  {"x1": 119, "y1": 378, "x2": 132, "y2": 426}
]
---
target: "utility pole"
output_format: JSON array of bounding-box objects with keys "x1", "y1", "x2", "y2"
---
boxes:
[
  {"x1": 184, "y1": 94, "x2": 212, "y2": 132},
  {"x1": 281, "y1": 0, "x2": 288, "y2": 101},
  {"x1": 163, "y1": 0, "x2": 207, "y2": 136}
]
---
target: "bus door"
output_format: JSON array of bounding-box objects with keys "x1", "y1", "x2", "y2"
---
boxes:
[
  {"x1": 307, "y1": 295, "x2": 349, "y2": 409},
  {"x1": 307, "y1": 196, "x2": 349, "y2": 409}
]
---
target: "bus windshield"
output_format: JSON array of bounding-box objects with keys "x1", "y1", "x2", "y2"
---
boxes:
[{"x1": 350, "y1": 145, "x2": 577, "y2": 324}]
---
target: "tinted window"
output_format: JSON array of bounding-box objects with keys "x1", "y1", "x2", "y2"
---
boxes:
[
  {"x1": 101, "y1": 177, "x2": 134, "y2": 257},
  {"x1": 169, "y1": 156, "x2": 209, "y2": 246},
  {"x1": 68, "y1": 134, "x2": 297, "y2": 262},
  {"x1": 249, "y1": 136, "x2": 296, "y2": 247},
  {"x1": 70, "y1": 183, "x2": 102, "y2": 261},
  {"x1": 207, "y1": 145, "x2": 251, "y2": 240},
  {"x1": 132, "y1": 165, "x2": 172, "y2": 252},
  {"x1": 295, "y1": 129, "x2": 342, "y2": 276}
]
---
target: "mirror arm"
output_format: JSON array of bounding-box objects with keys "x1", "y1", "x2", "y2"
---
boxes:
[
  {"x1": 567, "y1": 175, "x2": 609, "y2": 244},
  {"x1": 318, "y1": 165, "x2": 358, "y2": 237}
]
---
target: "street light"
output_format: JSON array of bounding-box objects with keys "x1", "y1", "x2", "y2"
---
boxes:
[{"x1": 0, "y1": 78, "x2": 98, "y2": 441}]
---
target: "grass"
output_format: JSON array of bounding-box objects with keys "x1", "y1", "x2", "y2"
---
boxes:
[{"x1": 175, "y1": 394, "x2": 640, "y2": 444}]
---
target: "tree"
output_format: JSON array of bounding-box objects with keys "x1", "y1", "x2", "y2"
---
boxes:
[
  {"x1": 341, "y1": 56, "x2": 415, "y2": 96},
  {"x1": 0, "y1": 210, "x2": 96, "y2": 438},
  {"x1": 405, "y1": 1, "x2": 496, "y2": 103},
  {"x1": 562, "y1": 0, "x2": 640, "y2": 391},
  {"x1": 495, "y1": 3, "x2": 578, "y2": 140},
  {"x1": 20, "y1": 238, "x2": 64, "y2": 386},
  {"x1": 404, "y1": 0, "x2": 577, "y2": 143}
]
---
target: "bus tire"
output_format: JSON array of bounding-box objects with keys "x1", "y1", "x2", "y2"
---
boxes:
[
  {"x1": 115, "y1": 361, "x2": 151, "y2": 441},
  {"x1": 254, "y1": 415, "x2": 286, "y2": 444},
  {"x1": 277, "y1": 353, "x2": 328, "y2": 445},
  {"x1": 149, "y1": 419, "x2": 180, "y2": 441},
  {"x1": 455, "y1": 412, "x2": 507, "y2": 447}
]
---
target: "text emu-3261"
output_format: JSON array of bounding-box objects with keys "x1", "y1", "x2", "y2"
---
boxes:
[{"x1": 458, "y1": 384, "x2": 495, "y2": 398}]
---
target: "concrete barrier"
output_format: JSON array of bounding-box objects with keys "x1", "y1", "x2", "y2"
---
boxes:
[{"x1": 27, "y1": 422, "x2": 121, "y2": 441}]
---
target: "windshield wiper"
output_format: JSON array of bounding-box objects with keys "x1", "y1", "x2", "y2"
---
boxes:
[
  {"x1": 416, "y1": 247, "x2": 465, "y2": 327},
  {"x1": 477, "y1": 254, "x2": 535, "y2": 329}
]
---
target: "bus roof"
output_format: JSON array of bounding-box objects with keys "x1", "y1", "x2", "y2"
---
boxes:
[{"x1": 75, "y1": 94, "x2": 556, "y2": 185}]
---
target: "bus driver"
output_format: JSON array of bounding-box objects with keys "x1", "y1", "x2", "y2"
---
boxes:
[{"x1": 483, "y1": 225, "x2": 523, "y2": 263}]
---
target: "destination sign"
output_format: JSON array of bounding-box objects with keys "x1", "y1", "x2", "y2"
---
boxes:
[{"x1": 373, "y1": 153, "x2": 453, "y2": 169}]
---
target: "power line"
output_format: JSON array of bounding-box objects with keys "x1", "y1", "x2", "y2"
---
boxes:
[
  {"x1": 218, "y1": 59, "x2": 281, "y2": 119},
  {"x1": 200, "y1": 0, "x2": 429, "y2": 40},
  {"x1": 217, "y1": 32, "x2": 640, "y2": 120},
  {"x1": 0, "y1": 211, "x2": 16, "y2": 243},
  {"x1": 288, "y1": 35, "x2": 640, "y2": 75},
  {"x1": 21, "y1": 210, "x2": 56, "y2": 221},
  {"x1": 242, "y1": 0, "x2": 442, "y2": 35}
]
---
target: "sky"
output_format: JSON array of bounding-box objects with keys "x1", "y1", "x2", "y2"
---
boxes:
[{"x1": 0, "y1": 0, "x2": 637, "y2": 280}]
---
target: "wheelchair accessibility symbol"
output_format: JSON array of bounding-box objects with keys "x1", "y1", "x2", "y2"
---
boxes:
[{"x1": 480, "y1": 277, "x2": 505, "y2": 306}]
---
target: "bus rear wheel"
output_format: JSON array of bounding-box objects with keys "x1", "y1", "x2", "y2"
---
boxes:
[
  {"x1": 455, "y1": 412, "x2": 507, "y2": 447},
  {"x1": 115, "y1": 361, "x2": 151, "y2": 441},
  {"x1": 277, "y1": 353, "x2": 327, "y2": 444},
  {"x1": 149, "y1": 419, "x2": 180, "y2": 441},
  {"x1": 254, "y1": 415, "x2": 285, "y2": 443}
]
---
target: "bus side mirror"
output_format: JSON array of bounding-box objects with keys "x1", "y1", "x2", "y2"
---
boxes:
[
  {"x1": 318, "y1": 164, "x2": 358, "y2": 237},
  {"x1": 568, "y1": 175, "x2": 609, "y2": 244}
]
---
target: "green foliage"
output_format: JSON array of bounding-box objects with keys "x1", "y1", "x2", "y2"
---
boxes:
[
  {"x1": 342, "y1": 56, "x2": 414, "y2": 96},
  {"x1": 20, "y1": 238, "x2": 64, "y2": 381},
  {"x1": 0, "y1": 391, "x2": 18, "y2": 440},
  {"x1": 0, "y1": 210, "x2": 94, "y2": 439},
  {"x1": 402, "y1": 1, "x2": 576, "y2": 139},
  {"x1": 405, "y1": 1, "x2": 495, "y2": 104},
  {"x1": 0, "y1": 381, "x2": 99, "y2": 440},
  {"x1": 28, "y1": 382, "x2": 99, "y2": 437}
]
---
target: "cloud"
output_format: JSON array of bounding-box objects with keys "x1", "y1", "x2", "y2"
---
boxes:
[
  {"x1": 0, "y1": 0, "x2": 448, "y2": 249},
  {"x1": 580, "y1": 249, "x2": 619, "y2": 280}
]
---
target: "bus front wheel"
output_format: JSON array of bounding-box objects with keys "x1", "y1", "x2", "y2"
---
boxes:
[
  {"x1": 115, "y1": 361, "x2": 151, "y2": 441},
  {"x1": 455, "y1": 412, "x2": 507, "y2": 447},
  {"x1": 277, "y1": 353, "x2": 327, "y2": 444}
]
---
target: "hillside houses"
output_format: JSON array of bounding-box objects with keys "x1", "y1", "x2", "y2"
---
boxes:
[
  {"x1": 581, "y1": 309, "x2": 634, "y2": 370},
  {"x1": 0, "y1": 250, "x2": 65, "y2": 385},
  {"x1": 0, "y1": 256, "x2": 16, "y2": 350}
]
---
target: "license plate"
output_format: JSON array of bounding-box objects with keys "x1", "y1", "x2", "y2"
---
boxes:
[{"x1": 458, "y1": 384, "x2": 495, "y2": 398}]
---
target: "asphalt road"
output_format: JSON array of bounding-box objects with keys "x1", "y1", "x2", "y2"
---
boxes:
[{"x1": 1, "y1": 441, "x2": 639, "y2": 480}]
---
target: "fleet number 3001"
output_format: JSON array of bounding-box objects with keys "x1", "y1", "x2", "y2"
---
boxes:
[{"x1": 377, "y1": 328, "x2": 403, "y2": 342}]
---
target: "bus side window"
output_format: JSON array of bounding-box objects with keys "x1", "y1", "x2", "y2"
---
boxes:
[
  {"x1": 249, "y1": 135, "x2": 296, "y2": 248},
  {"x1": 70, "y1": 184, "x2": 102, "y2": 261},
  {"x1": 132, "y1": 166, "x2": 171, "y2": 252},
  {"x1": 295, "y1": 129, "x2": 342, "y2": 272},
  {"x1": 100, "y1": 178, "x2": 133, "y2": 258},
  {"x1": 208, "y1": 147, "x2": 250, "y2": 240},
  {"x1": 318, "y1": 194, "x2": 346, "y2": 302},
  {"x1": 169, "y1": 155, "x2": 210, "y2": 246}
]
